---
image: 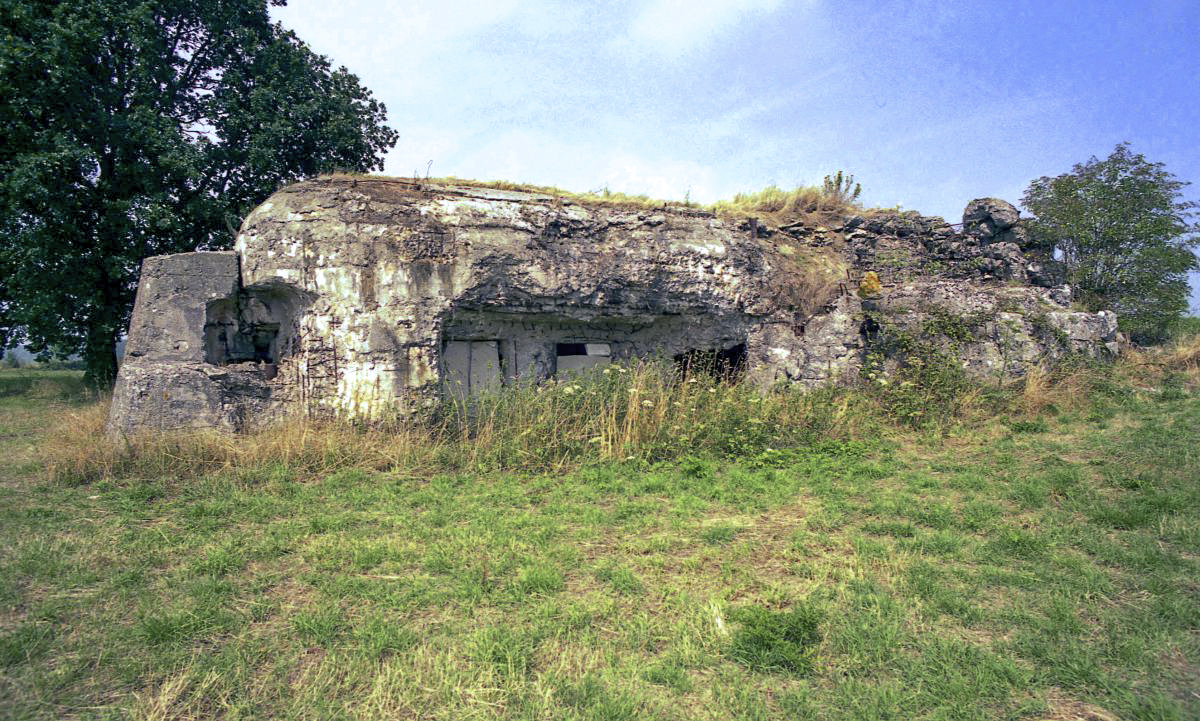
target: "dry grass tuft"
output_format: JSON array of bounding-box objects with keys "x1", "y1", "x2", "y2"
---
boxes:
[
  {"x1": 1016, "y1": 365, "x2": 1096, "y2": 416},
  {"x1": 130, "y1": 670, "x2": 222, "y2": 721},
  {"x1": 1040, "y1": 696, "x2": 1119, "y2": 721},
  {"x1": 43, "y1": 400, "x2": 441, "y2": 485},
  {"x1": 1108, "y1": 330, "x2": 1200, "y2": 396},
  {"x1": 1160, "y1": 332, "x2": 1200, "y2": 372},
  {"x1": 44, "y1": 361, "x2": 872, "y2": 484},
  {"x1": 711, "y1": 181, "x2": 862, "y2": 227}
]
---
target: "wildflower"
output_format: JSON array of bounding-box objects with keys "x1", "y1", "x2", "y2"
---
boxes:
[
  {"x1": 708, "y1": 388, "x2": 716, "y2": 394},
  {"x1": 617, "y1": 367, "x2": 628, "y2": 374},
  {"x1": 563, "y1": 386, "x2": 576, "y2": 395},
  {"x1": 588, "y1": 436, "x2": 603, "y2": 444},
  {"x1": 641, "y1": 399, "x2": 653, "y2": 407},
  {"x1": 602, "y1": 368, "x2": 611, "y2": 375}
]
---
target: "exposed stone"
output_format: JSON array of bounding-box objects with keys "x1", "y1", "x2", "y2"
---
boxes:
[
  {"x1": 108, "y1": 179, "x2": 1119, "y2": 433},
  {"x1": 863, "y1": 280, "x2": 1117, "y2": 378},
  {"x1": 962, "y1": 197, "x2": 1020, "y2": 239},
  {"x1": 109, "y1": 361, "x2": 272, "y2": 433}
]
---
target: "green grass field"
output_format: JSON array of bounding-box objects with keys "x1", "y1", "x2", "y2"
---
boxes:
[{"x1": 0, "y1": 366, "x2": 1197, "y2": 720}]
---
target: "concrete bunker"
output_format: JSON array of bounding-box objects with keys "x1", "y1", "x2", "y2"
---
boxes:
[{"x1": 107, "y1": 179, "x2": 1120, "y2": 435}]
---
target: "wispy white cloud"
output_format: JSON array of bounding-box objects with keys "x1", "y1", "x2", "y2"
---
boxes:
[
  {"x1": 434, "y1": 128, "x2": 721, "y2": 201},
  {"x1": 619, "y1": 0, "x2": 790, "y2": 59},
  {"x1": 275, "y1": 0, "x2": 526, "y2": 57}
]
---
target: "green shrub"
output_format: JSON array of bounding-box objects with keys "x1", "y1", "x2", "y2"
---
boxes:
[
  {"x1": 864, "y1": 349, "x2": 972, "y2": 428},
  {"x1": 1168, "y1": 315, "x2": 1200, "y2": 340}
]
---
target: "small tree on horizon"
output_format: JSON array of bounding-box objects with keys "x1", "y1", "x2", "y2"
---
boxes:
[
  {"x1": 0, "y1": 0, "x2": 398, "y2": 388},
  {"x1": 1021, "y1": 143, "x2": 1198, "y2": 344}
]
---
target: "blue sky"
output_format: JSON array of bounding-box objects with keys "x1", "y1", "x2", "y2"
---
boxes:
[{"x1": 273, "y1": 0, "x2": 1200, "y2": 312}]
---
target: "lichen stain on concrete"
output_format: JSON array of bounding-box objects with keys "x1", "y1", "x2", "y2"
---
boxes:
[{"x1": 109, "y1": 179, "x2": 1119, "y2": 434}]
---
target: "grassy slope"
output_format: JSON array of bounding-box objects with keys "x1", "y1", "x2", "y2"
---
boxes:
[{"x1": 0, "y1": 370, "x2": 1198, "y2": 720}]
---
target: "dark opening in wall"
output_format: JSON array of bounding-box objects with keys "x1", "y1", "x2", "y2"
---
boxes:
[
  {"x1": 674, "y1": 343, "x2": 747, "y2": 381},
  {"x1": 556, "y1": 343, "x2": 588, "y2": 356},
  {"x1": 250, "y1": 325, "x2": 280, "y2": 362},
  {"x1": 204, "y1": 298, "x2": 242, "y2": 364},
  {"x1": 205, "y1": 313, "x2": 281, "y2": 365},
  {"x1": 556, "y1": 342, "x2": 611, "y2": 374},
  {"x1": 203, "y1": 282, "x2": 309, "y2": 368},
  {"x1": 439, "y1": 309, "x2": 751, "y2": 390}
]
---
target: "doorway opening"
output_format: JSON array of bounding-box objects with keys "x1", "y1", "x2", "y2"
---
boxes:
[{"x1": 674, "y1": 343, "x2": 747, "y2": 382}]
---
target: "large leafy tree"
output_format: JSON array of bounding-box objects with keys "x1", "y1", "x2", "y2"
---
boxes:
[
  {"x1": 0, "y1": 0, "x2": 397, "y2": 387},
  {"x1": 1021, "y1": 143, "x2": 1198, "y2": 344}
]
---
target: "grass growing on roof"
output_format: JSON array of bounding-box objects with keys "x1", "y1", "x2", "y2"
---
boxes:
[
  {"x1": 710, "y1": 174, "x2": 863, "y2": 227},
  {"x1": 320, "y1": 172, "x2": 867, "y2": 224}
]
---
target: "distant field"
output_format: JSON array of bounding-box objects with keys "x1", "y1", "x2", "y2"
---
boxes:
[{"x1": 0, "y1": 365, "x2": 1197, "y2": 720}]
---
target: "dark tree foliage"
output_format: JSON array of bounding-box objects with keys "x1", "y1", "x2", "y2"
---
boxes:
[
  {"x1": 0, "y1": 0, "x2": 397, "y2": 387},
  {"x1": 1022, "y1": 143, "x2": 1198, "y2": 344}
]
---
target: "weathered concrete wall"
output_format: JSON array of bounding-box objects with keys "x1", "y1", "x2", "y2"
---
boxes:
[
  {"x1": 228, "y1": 178, "x2": 849, "y2": 418},
  {"x1": 109, "y1": 252, "x2": 274, "y2": 434},
  {"x1": 122, "y1": 251, "x2": 240, "y2": 363},
  {"x1": 108, "y1": 178, "x2": 1118, "y2": 434}
]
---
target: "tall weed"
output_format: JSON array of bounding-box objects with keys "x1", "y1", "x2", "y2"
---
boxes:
[
  {"x1": 45, "y1": 361, "x2": 868, "y2": 483},
  {"x1": 43, "y1": 336, "x2": 1198, "y2": 484}
]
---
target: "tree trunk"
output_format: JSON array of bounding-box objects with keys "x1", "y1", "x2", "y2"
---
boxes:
[
  {"x1": 82, "y1": 319, "x2": 118, "y2": 390},
  {"x1": 83, "y1": 257, "x2": 123, "y2": 391}
]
